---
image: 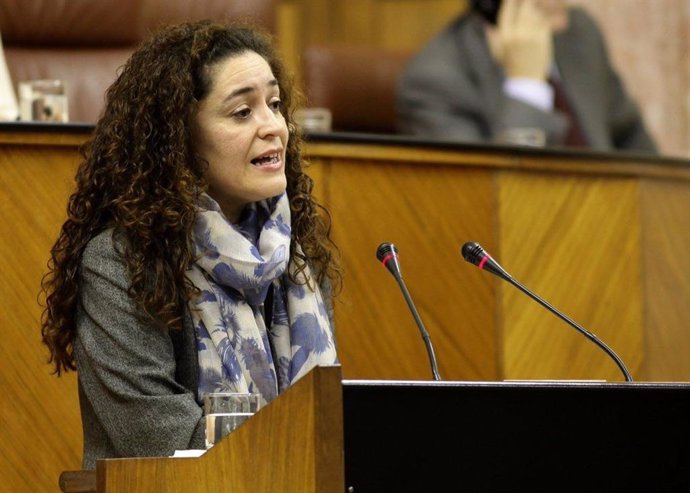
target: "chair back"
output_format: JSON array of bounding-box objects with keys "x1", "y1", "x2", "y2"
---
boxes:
[
  {"x1": 0, "y1": 0, "x2": 276, "y2": 122},
  {"x1": 301, "y1": 44, "x2": 411, "y2": 134}
]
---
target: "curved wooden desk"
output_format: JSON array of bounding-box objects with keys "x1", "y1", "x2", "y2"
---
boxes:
[
  {"x1": 304, "y1": 132, "x2": 690, "y2": 384},
  {"x1": 3, "y1": 124, "x2": 690, "y2": 491}
]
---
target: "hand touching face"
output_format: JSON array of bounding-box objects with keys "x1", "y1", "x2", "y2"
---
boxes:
[
  {"x1": 485, "y1": 0, "x2": 568, "y2": 80},
  {"x1": 532, "y1": 0, "x2": 569, "y2": 32}
]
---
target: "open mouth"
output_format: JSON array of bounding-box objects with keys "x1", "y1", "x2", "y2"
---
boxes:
[{"x1": 251, "y1": 152, "x2": 281, "y2": 166}]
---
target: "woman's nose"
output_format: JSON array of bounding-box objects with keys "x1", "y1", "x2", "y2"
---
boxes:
[{"x1": 257, "y1": 104, "x2": 285, "y2": 137}]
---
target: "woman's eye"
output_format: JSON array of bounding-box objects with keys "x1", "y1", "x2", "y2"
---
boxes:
[
  {"x1": 233, "y1": 108, "x2": 251, "y2": 119},
  {"x1": 269, "y1": 100, "x2": 282, "y2": 112}
]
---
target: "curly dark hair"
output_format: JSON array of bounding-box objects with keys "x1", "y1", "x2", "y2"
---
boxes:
[{"x1": 41, "y1": 21, "x2": 340, "y2": 375}]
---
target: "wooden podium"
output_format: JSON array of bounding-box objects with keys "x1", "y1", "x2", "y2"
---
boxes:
[
  {"x1": 63, "y1": 365, "x2": 690, "y2": 492},
  {"x1": 93, "y1": 366, "x2": 343, "y2": 492}
]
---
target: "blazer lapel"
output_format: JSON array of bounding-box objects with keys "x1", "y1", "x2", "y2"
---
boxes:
[
  {"x1": 457, "y1": 13, "x2": 504, "y2": 125},
  {"x1": 554, "y1": 14, "x2": 608, "y2": 149}
]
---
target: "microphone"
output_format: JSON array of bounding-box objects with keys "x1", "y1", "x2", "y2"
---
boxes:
[
  {"x1": 461, "y1": 241, "x2": 633, "y2": 382},
  {"x1": 376, "y1": 242, "x2": 441, "y2": 381}
]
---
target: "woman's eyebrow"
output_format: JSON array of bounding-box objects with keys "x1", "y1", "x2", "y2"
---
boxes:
[{"x1": 223, "y1": 79, "x2": 279, "y2": 103}]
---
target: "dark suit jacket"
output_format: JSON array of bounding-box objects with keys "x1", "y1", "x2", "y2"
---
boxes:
[{"x1": 396, "y1": 8, "x2": 657, "y2": 152}]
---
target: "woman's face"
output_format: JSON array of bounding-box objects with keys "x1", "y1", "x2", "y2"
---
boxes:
[{"x1": 192, "y1": 50, "x2": 289, "y2": 222}]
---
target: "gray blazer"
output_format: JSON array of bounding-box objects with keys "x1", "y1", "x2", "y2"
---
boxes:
[
  {"x1": 396, "y1": 8, "x2": 657, "y2": 152},
  {"x1": 74, "y1": 230, "x2": 205, "y2": 469},
  {"x1": 74, "y1": 229, "x2": 336, "y2": 469}
]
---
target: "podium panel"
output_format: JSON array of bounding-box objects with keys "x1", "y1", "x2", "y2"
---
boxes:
[
  {"x1": 342, "y1": 379, "x2": 690, "y2": 491},
  {"x1": 97, "y1": 366, "x2": 343, "y2": 493},
  {"x1": 61, "y1": 368, "x2": 690, "y2": 492}
]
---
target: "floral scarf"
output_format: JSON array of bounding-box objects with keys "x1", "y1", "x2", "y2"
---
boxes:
[{"x1": 187, "y1": 192, "x2": 338, "y2": 406}]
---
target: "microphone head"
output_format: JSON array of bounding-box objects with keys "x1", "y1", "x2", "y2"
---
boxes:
[
  {"x1": 376, "y1": 242, "x2": 403, "y2": 278},
  {"x1": 376, "y1": 242, "x2": 397, "y2": 262},
  {"x1": 460, "y1": 241, "x2": 511, "y2": 280},
  {"x1": 461, "y1": 241, "x2": 485, "y2": 266}
]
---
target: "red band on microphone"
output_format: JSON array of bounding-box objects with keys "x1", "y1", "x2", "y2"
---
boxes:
[
  {"x1": 381, "y1": 253, "x2": 395, "y2": 267},
  {"x1": 478, "y1": 255, "x2": 488, "y2": 270}
]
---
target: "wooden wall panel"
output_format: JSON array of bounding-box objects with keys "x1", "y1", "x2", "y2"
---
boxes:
[
  {"x1": 317, "y1": 156, "x2": 499, "y2": 381},
  {"x1": 369, "y1": 0, "x2": 467, "y2": 50},
  {"x1": 640, "y1": 180, "x2": 690, "y2": 380},
  {"x1": 498, "y1": 173, "x2": 643, "y2": 381},
  {"x1": 280, "y1": 0, "x2": 464, "y2": 48},
  {"x1": 0, "y1": 141, "x2": 83, "y2": 492},
  {"x1": 277, "y1": 0, "x2": 466, "y2": 81}
]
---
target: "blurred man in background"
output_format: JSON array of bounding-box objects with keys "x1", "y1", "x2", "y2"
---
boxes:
[{"x1": 397, "y1": 0, "x2": 656, "y2": 153}]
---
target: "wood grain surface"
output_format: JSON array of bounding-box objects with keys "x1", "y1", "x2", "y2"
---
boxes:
[
  {"x1": 4, "y1": 128, "x2": 690, "y2": 491},
  {"x1": 0, "y1": 136, "x2": 84, "y2": 492},
  {"x1": 97, "y1": 366, "x2": 343, "y2": 492},
  {"x1": 497, "y1": 172, "x2": 643, "y2": 381}
]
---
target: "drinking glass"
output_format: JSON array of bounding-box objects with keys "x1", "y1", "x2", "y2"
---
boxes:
[
  {"x1": 18, "y1": 79, "x2": 69, "y2": 122},
  {"x1": 204, "y1": 392, "x2": 260, "y2": 448},
  {"x1": 294, "y1": 107, "x2": 332, "y2": 133}
]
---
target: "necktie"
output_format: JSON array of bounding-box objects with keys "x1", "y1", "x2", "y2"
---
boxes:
[{"x1": 550, "y1": 77, "x2": 587, "y2": 147}]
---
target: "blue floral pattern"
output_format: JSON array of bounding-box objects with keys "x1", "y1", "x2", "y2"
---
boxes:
[{"x1": 187, "y1": 193, "x2": 338, "y2": 407}]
